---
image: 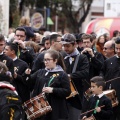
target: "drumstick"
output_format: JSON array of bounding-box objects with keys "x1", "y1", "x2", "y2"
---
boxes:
[
  {"x1": 42, "y1": 81, "x2": 55, "y2": 94},
  {"x1": 84, "y1": 77, "x2": 120, "y2": 97},
  {"x1": 80, "y1": 105, "x2": 105, "y2": 116},
  {"x1": 105, "y1": 77, "x2": 120, "y2": 83}
]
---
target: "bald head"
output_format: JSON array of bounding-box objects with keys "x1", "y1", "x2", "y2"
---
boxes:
[{"x1": 103, "y1": 40, "x2": 115, "y2": 58}]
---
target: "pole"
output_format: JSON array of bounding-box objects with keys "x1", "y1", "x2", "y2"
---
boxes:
[
  {"x1": 55, "y1": 15, "x2": 58, "y2": 32},
  {"x1": 44, "y1": 6, "x2": 47, "y2": 29}
]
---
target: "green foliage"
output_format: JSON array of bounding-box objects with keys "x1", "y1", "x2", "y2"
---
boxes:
[
  {"x1": 11, "y1": 10, "x2": 20, "y2": 28},
  {"x1": 10, "y1": 0, "x2": 18, "y2": 12},
  {"x1": 35, "y1": 0, "x2": 49, "y2": 8},
  {"x1": 10, "y1": 0, "x2": 20, "y2": 28},
  {"x1": 9, "y1": 0, "x2": 93, "y2": 32}
]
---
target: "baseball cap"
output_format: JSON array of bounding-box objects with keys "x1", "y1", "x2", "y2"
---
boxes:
[{"x1": 61, "y1": 33, "x2": 76, "y2": 44}]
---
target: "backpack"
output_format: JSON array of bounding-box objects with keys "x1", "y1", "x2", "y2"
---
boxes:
[{"x1": 0, "y1": 88, "x2": 25, "y2": 120}]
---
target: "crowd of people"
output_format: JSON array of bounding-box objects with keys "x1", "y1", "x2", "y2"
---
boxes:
[{"x1": 0, "y1": 16, "x2": 120, "y2": 120}]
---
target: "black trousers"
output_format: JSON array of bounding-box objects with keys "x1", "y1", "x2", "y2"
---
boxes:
[{"x1": 110, "y1": 103, "x2": 120, "y2": 120}]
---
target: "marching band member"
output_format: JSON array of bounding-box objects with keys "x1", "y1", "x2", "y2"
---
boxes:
[
  {"x1": 82, "y1": 76, "x2": 113, "y2": 120},
  {"x1": 100, "y1": 37, "x2": 120, "y2": 120},
  {"x1": 25, "y1": 49, "x2": 71, "y2": 120},
  {"x1": 61, "y1": 33, "x2": 89, "y2": 120},
  {"x1": 0, "y1": 34, "x2": 14, "y2": 75}
]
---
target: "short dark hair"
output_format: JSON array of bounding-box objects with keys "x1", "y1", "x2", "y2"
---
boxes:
[
  {"x1": 115, "y1": 37, "x2": 120, "y2": 44},
  {"x1": 40, "y1": 35, "x2": 50, "y2": 45},
  {"x1": 15, "y1": 27, "x2": 27, "y2": 35},
  {"x1": 74, "y1": 33, "x2": 85, "y2": 43},
  {"x1": 113, "y1": 30, "x2": 119, "y2": 37},
  {"x1": 6, "y1": 42, "x2": 18, "y2": 55},
  {"x1": 82, "y1": 33, "x2": 93, "y2": 42},
  {"x1": 0, "y1": 34, "x2": 5, "y2": 42},
  {"x1": 50, "y1": 34, "x2": 61, "y2": 44},
  {"x1": 90, "y1": 76, "x2": 106, "y2": 90}
]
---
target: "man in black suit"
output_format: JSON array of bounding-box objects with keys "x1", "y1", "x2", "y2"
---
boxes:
[
  {"x1": 4, "y1": 42, "x2": 30, "y2": 103},
  {"x1": 0, "y1": 34, "x2": 14, "y2": 75},
  {"x1": 32, "y1": 33, "x2": 66, "y2": 73},
  {"x1": 4, "y1": 42, "x2": 28, "y2": 75},
  {"x1": 61, "y1": 33, "x2": 89, "y2": 120},
  {"x1": 13, "y1": 27, "x2": 36, "y2": 68},
  {"x1": 100, "y1": 37, "x2": 120, "y2": 120}
]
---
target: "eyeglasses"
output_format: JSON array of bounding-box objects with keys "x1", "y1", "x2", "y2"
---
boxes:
[
  {"x1": 55, "y1": 41, "x2": 61, "y2": 43},
  {"x1": 44, "y1": 58, "x2": 53, "y2": 62},
  {"x1": 61, "y1": 38, "x2": 72, "y2": 42},
  {"x1": 103, "y1": 47, "x2": 111, "y2": 50},
  {"x1": 16, "y1": 35, "x2": 25, "y2": 37}
]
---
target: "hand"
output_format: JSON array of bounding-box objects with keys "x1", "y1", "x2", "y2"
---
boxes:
[
  {"x1": 68, "y1": 74, "x2": 71, "y2": 79},
  {"x1": 13, "y1": 40, "x2": 26, "y2": 49},
  {"x1": 81, "y1": 48, "x2": 94, "y2": 57},
  {"x1": 95, "y1": 107, "x2": 101, "y2": 112},
  {"x1": 25, "y1": 68, "x2": 31, "y2": 74},
  {"x1": 82, "y1": 116, "x2": 87, "y2": 120},
  {"x1": 42, "y1": 87, "x2": 53, "y2": 93},
  {"x1": 14, "y1": 72, "x2": 17, "y2": 78}
]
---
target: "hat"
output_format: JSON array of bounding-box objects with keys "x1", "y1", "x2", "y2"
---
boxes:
[
  {"x1": 61, "y1": 33, "x2": 76, "y2": 44},
  {"x1": 75, "y1": 33, "x2": 85, "y2": 42},
  {"x1": 39, "y1": 35, "x2": 50, "y2": 45}
]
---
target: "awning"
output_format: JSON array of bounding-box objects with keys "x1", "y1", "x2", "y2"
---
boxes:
[
  {"x1": 47, "y1": 17, "x2": 54, "y2": 25},
  {"x1": 85, "y1": 18, "x2": 120, "y2": 38}
]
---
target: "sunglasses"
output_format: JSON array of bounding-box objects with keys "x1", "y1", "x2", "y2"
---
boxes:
[
  {"x1": 103, "y1": 47, "x2": 111, "y2": 50},
  {"x1": 61, "y1": 38, "x2": 74, "y2": 42}
]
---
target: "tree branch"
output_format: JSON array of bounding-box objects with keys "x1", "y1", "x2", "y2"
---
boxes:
[{"x1": 78, "y1": 0, "x2": 93, "y2": 27}]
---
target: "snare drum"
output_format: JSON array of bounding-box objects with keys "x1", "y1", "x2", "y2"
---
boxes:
[
  {"x1": 84, "y1": 116, "x2": 96, "y2": 120},
  {"x1": 66, "y1": 78, "x2": 78, "y2": 99},
  {"x1": 22, "y1": 93, "x2": 52, "y2": 120},
  {"x1": 103, "y1": 89, "x2": 119, "y2": 107}
]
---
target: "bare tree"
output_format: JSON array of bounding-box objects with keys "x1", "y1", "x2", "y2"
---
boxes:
[
  {"x1": 10, "y1": 0, "x2": 93, "y2": 32},
  {"x1": 49, "y1": 0, "x2": 93, "y2": 33}
]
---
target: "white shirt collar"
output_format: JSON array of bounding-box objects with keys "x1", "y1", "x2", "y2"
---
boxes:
[
  {"x1": 0, "y1": 52, "x2": 3, "y2": 55},
  {"x1": 116, "y1": 54, "x2": 120, "y2": 58},
  {"x1": 13, "y1": 57, "x2": 17, "y2": 61},
  {"x1": 98, "y1": 92, "x2": 104, "y2": 98}
]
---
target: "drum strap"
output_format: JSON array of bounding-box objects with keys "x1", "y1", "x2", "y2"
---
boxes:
[
  {"x1": 72, "y1": 54, "x2": 80, "y2": 73},
  {"x1": 71, "y1": 54, "x2": 80, "y2": 92},
  {"x1": 94, "y1": 99, "x2": 99, "y2": 114}
]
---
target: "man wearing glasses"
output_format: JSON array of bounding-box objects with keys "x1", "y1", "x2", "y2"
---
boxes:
[
  {"x1": 32, "y1": 33, "x2": 66, "y2": 73},
  {"x1": 100, "y1": 37, "x2": 120, "y2": 120},
  {"x1": 103, "y1": 40, "x2": 115, "y2": 59},
  {"x1": 13, "y1": 27, "x2": 36, "y2": 68}
]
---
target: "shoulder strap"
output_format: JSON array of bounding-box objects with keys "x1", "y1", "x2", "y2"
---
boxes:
[{"x1": 72, "y1": 54, "x2": 80, "y2": 73}]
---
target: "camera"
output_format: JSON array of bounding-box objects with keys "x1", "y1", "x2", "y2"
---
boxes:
[{"x1": 15, "y1": 42, "x2": 19, "y2": 46}]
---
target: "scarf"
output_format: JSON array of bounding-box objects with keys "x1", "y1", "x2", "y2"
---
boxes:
[
  {"x1": 45, "y1": 65, "x2": 64, "y2": 76},
  {"x1": 64, "y1": 48, "x2": 80, "y2": 64}
]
